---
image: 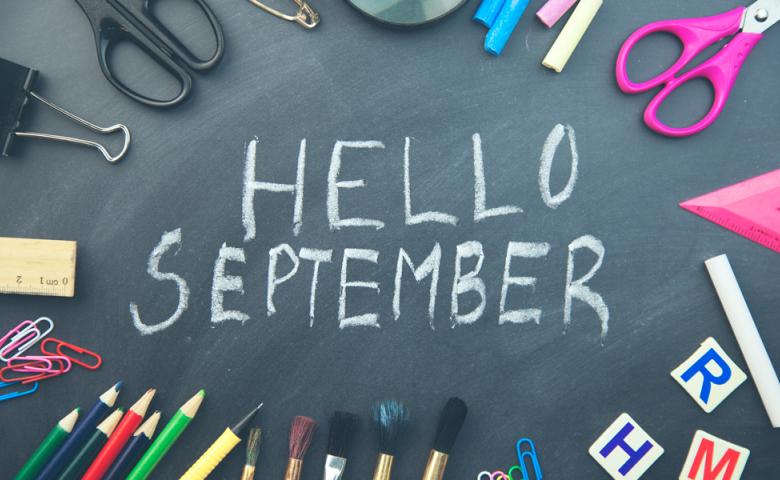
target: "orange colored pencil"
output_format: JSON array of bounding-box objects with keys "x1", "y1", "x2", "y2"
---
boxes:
[{"x1": 82, "y1": 389, "x2": 156, "y2": 480}]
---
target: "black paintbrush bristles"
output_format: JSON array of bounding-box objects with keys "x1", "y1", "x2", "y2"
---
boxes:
[
  {"x1": 289, "y1": 416, "x2": 317, "y2": 460},
  {"x1": 327, "y1": 411, "x2": 360, "y2": 458},
  {"x1": 245, "y1": 427, "x2": 262, "y2": 467},
  {"x1": 431, "y1": 397, "x2": 468, "y2": 454},
  {"x1": 372, "y1": 400, "x2": 409, "y2": 456}
]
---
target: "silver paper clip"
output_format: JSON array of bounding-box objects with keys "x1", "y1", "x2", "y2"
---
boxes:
[{"x1": 247, "y1": 0, "x2": 320, "y2": 29}]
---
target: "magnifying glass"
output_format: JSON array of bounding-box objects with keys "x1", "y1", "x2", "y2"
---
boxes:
[{"x1": 346, "y1": 0, "x2": 470, "y2": 27}]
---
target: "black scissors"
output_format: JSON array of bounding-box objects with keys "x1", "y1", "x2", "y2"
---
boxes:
[{"x1": 74, "y1": 0, "x2": 225, "y2": 108}]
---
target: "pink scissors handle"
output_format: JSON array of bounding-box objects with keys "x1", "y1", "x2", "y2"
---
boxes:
[
  {"x1": 616, "y1": 7, "x2": 762, "y2": 137},
  {"x1": 644, "y1": 32, "x2": 761, "y2": 137}
]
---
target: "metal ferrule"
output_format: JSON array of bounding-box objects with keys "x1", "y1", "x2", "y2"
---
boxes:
[
  {"x1": 323, "y1": 454, "x2": 347, "y2": 480},
  {"x1": 372, "y1": 453, "x2": 394, "y2": 480},
  {"x1": 240, "y1": 465, "x2": 256, "y2": 480},
  {"x1": 421, "y1": 450, "x2": 449, "y2": 480},
  {"x1": 284, "y1": 458, "x2": 304, "y2": 480}
]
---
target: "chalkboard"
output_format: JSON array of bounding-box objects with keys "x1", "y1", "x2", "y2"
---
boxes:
[{"x1": 2, "y1": 0, "x2": 779, "y2": 478}]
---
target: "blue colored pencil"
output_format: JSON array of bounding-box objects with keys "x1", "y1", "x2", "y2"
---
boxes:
[
  {"x1": 103, "y1": 411, "x2": 160, "y2": 480},
  {"x1": 35, "y1": 382, "x2": 121, "y2": 480}
]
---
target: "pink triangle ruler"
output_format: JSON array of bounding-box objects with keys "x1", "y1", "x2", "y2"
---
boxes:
[{"x1": 680, "y1": 169, "x2": 780, "y2": 253}]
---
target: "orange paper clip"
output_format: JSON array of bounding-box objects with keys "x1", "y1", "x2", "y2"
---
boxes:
[{"x1": 40, "y1": 338, "x2": 102, "y2": 370}]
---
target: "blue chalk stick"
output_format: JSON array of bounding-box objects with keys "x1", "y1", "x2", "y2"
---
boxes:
[
  {"x1": 484, "y1": 0, "x2": 532, "y2": 56},
  {"x1": 473, "y1": 0, "x2": 507, "y2": 28}
]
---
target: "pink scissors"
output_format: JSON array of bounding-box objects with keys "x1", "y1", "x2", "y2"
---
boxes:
[{"x1": 616, "y1": 0, "x2": 779, "y2": 137}]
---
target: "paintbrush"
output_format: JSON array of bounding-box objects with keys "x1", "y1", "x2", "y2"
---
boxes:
[
  {"x1": 240, "y1": 427, "x2": 262, "y2": 480},
  {"x1": 372, "y1": 400, "x2": 409, "y2": 480},
  {"x1": 421, "y1": 397, "x2": 467, "y2": 480},
  {"x1": 323, "y1": 411, "x2": 360, "y2": 480},
  {"x1": 284, "y1": 415, "x2": 317, "y2": 480}
]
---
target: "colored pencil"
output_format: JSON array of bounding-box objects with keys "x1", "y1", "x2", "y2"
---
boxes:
[
  {"x1": 104, "y1": 411, "x2": 161, "y2": 480},
  {"x1": 179, "y1": 402, "x2": 262, "y2": 480},
  {"x1": 14, "y1": 408, "x2": 79, "y2": 480},
  {"x1": 128, "y1": 390, "x2": 205, "y2": 480},
  {"x1": 36, "y1": 382, "x2": 122, "y2": 480},
  {"x1": 57, "y1": 409, "x2": 123, "y2": 480},
  {"x1": 82, "y1": 388, "x2": 156, "y2": 480}
]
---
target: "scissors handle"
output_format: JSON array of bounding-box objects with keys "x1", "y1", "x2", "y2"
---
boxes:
[
  {"x1": 643, "y1": 32, "x2": 762, "y2": 137},
  {"x1": 616, "y1": 7, "x2": 745, "y2": 93},
  {"x1": 75, "y1": 0, "x2": 193, "y2": 107},
  {"x1": 122, "y1": 0, "x2": 225, "y2": 71}
]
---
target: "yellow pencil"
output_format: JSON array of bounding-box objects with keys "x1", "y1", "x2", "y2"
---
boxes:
[{"x1": 178, "y1": 403, "x2": 262, "y2": 480}]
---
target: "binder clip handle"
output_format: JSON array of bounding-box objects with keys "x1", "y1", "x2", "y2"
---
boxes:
[{"x1": 15, "y1": 92, "x2": 130, "y2": 163}]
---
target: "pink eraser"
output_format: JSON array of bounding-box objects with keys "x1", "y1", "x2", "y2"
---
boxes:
[{"x1": 536, "y1": 0, "x2": 579, "y2": 27}]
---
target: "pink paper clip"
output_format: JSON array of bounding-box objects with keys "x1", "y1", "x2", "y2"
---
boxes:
[
  {"x1": 40, "y1": 338, "x2": 102, "y2": 370},
  {"x1": 0, "y1": 317, "x2": 54, "y2": 361}
]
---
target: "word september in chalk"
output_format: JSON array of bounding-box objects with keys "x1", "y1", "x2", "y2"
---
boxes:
[{"x1": 129, "y1": 127, "x2": 609, "y2": 338}]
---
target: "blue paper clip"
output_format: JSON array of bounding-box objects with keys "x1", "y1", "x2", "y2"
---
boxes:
[
  {"x1": 515, "y1": 438, "x2": 542, "y2": 479},
  {"x1": 0, "y1": 381, "x2": 39, "y2": 402}
]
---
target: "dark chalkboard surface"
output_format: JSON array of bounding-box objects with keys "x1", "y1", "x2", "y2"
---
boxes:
[{"x1": 2, "y1": 0, "x2": 779, "y2": 478}]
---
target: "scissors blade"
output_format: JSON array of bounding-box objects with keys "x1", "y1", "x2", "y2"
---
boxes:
[{"x1": 743, "y1": 0, "x2": 780, "y2": 33}]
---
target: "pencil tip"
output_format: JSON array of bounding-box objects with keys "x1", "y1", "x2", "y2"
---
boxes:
[
  {"x1": 114, "y1": 381, "x2": 123, "y2": 390},
  {"x1": 231, "y1": 402, "x2": 263, "y2": 435}
]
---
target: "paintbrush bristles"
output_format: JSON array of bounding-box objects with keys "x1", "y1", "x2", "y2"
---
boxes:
[
  {"x1": 245, "y1": 427, "x2": 262, "y2": 467},
  {"x1": 327, "y1": 411, "x2": 360, "y2": 458},
  {"x1": 372, "y1": 400, "x2": 409, "y2": 456},
  {"x1": 289, "y1": 416, "x2": 317, "y2": 460},
  {"x1": 432, "y1": 397, "x2": 467, "y2": 454}
]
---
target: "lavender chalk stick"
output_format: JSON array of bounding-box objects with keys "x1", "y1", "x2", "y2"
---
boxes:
[
  {"x1": 536, "y1": 0, "x2": 579, "y2": 28},
  {"x1": 484, "y1": 0, "x2": 532, "y2": 56},
  {"x1": 474, "y1": 0, "x2": 507, "y2": 28}
]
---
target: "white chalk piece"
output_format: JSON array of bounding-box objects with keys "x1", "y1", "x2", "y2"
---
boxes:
[
  {"x1": 542, "y1": 0, "x2": 602, "y2": 73},
  {"x1": 589, "y1": 413, "x2": 663, "y2": 480},
  {"x1": 670, "y1": 337, "x2": 747, "y2": 413},
  {"x1": 705, "y1": 254, "x2": 780, "y2": 428},
  {"x1": 679, "y1": 430, "x2": 749, "y2": 480}
]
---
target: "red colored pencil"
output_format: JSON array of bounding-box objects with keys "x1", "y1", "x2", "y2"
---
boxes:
[{"x1": 82, "y1": 388, "x2": 156, "y2": 480}]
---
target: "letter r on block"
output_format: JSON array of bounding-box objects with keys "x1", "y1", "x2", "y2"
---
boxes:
[
  {"x1": 671, "y1": 338, "x2": 747, "y2": 413},
  {"x1": 589, "y1": 413, "x2": 664, "y2": 480}
]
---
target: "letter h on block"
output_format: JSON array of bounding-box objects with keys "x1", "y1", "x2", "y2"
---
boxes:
[
  {"x1": 671, "y1": 338, "x2": 747, "y2": 413},
  {"x1": 589, "y1": 413, "x2": 664, "y2": 480},
  {"x1": 679, "y1": 431, "x2": 749, "y2": 480}
]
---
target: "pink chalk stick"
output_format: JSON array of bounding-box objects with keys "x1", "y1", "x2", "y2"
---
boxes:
[
  {"x1": 680, "y1": 169, "x2": 780, "y2": 253},
  {"x1": 536, "y1": 0, "x2": 578, "y2": 27}
]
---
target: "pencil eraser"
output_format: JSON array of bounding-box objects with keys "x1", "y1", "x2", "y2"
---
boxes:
[
  {"x1": 474, "y1": 0, "x2": 507, "y2": 27},
  {"x1": 679, "y1": 431, "x2": 749, "y2": 480},
  {"x1": 0, "y1": 57, "x2": 37, "y2": 157},
  {"x1": 670, "y1": 337, "x2": 747, "y2": 413},
  {"x1": 589, "y1": 413, "x2": 664, "y2": 480},
  {"x1": 536, "y1": 0, "x2": 578, "y2": 28},
  {"x1": 542, "y1": 0, "x2": 602, "y2": 72},
  {"x1": 484, "y1": 0, "x2": 532, "y2": 56}
]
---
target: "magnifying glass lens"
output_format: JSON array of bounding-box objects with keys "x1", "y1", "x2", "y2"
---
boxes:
[{"x1": 346, "y1": 0, "x2": 468, "y2": 26}]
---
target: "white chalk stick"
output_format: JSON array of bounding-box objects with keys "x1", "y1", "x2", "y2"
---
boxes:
[
  {"x1": 542, "y1": 0, "x2": 602, "y2": 73},
  {"x1": 705, "y1": 254, "x2": 780, "y2": 428}
]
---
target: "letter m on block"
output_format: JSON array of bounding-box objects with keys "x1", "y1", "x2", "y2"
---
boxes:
[{"x1": 681, "y1": 431, "x2": 750, "y2": 480}]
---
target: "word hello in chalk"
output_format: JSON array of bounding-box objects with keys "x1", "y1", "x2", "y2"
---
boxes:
[{"x1": 129, "y1": 126, "x2": 610, "y2": 339}]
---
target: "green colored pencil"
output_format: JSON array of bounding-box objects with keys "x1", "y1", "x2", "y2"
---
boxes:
[
  {"x1": 126, "y1": 390, "x2": 205, "y2": 480},
  {"x1": 14, "y1": 408, "x2": 80, "y2": 480},
  {"x1": 57, "y1": 409, "x2": 123, "y2": 480}
]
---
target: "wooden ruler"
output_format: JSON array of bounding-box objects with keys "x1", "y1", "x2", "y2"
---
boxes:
[{"x1": 0, "y1": 237, "x2": 77, "y2": 297}]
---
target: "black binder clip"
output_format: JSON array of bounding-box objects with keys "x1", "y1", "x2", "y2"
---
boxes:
[{"x1": 0, "y1": 57, "x2": 130, "y2": 163}]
